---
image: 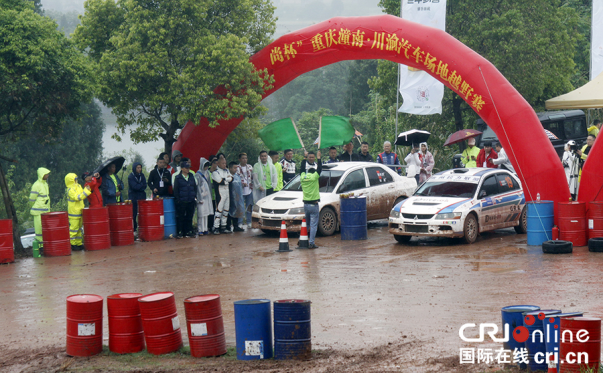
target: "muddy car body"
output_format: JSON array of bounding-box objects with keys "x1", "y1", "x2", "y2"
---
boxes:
[
  {"x1": 252, "y1": 162, "x2": 417, "y2": 235},
  {"x1": 388, "y1": 168, "x2": 527, "y2": 244}
]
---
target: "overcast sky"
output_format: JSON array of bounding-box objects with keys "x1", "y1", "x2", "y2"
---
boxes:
[
  {"x1": 41, "y1": 0, "x2": 384, "y2": 37},
  {"x1": 40, "y1": 0, "x2": 384, "y2": 165}
]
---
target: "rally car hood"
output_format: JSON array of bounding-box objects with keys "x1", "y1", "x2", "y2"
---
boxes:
[{"x1": 398, "y1": 196, "x2": 471, "y2": 215}]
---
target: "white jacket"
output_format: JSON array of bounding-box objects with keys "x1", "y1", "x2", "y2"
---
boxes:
[
  {"x1": 212, "y1": 167, "x2": 232, "y2": 191},
  {"x1": 195, "y1": 158, "x2": 214, "y2": 216},
  {"x1": 404, "y1": 152, "x2": 421, "y2": 177}
]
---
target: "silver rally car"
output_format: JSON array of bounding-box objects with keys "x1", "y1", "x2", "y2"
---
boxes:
[{"x1": 389, "y1": 168, "x2": 527, "y2": 244}]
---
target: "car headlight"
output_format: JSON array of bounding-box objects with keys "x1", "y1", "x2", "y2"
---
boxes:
[
  {"x1": 435, "y1": 212, "x2": 461, "y2": 220},
  {"x1": 288, "y1": 207, "x2": 305, "y2": 215},
  {"x1": 390, "y1": 210, "x2": 400, "y2": 218},
  {"x1": 252, "y1": 205, "x2": 260, "y2": 212}
]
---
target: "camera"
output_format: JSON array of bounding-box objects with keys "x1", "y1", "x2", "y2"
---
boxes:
[{"x1": 567, "y1": 140, "x2": 580, "y2": 152}]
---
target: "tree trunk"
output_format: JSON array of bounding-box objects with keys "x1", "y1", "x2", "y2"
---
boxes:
[
  {"x1": 452, "y1": 93, "x2": 465, "y2": 153},
  {"x1": 160, "y1": 120, "x2": 180, "y2": 159},
  {"x1": 0, "y1": 162, "x2": 24, "y2": 255}
]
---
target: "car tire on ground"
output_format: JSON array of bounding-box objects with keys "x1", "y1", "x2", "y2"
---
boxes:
[
  {"x1": 463, "y1": 213, "x2": 479, "y2": 244},
  {"x1": 542, "y1": 240, "x2": 573, "y2": 254},
  {"x1": 588, "y1": 237, "x2": 603, "y2": 252},
  {"x1": 394, "y1": 235, "x2": 411, "y2": 244},
  {"x1": 318, "y1": 207, "x2": 337, "y2": 236},
  {"x1": 514, "y1": 206, "x2": 527, "y2": 234}
]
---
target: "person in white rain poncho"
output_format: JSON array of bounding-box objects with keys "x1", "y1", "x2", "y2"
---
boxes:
[
  {"x1": 253, "y1": 150, "x2": 277, "y2": 202},
  {"x1": 562, "y1": 141, "x2": 580, "y2": 200},
  {"x1": 195, "y1": 158, "x2": 214, "y2": 236}
]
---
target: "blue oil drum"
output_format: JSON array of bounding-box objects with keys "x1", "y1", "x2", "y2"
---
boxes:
[
  {"x1": 340, "y1": 197, "x2": 367, "y2": 240},
  {"x1": 274, "y1": 299, "x2": 311, "y2": 360},
  {"x1": 501, "y1": 305, "x2": 541, "y2": 350},
  {"x1": 163, "y1": 197, "x2": 177, "y2": 238},
  {"x1": 527, "y1": 201, "x2": 554, "y2": 246},
  {"x1": 234, "y1": 299, "x2": 273, "y2": 360},
  {"x1": 544, "y1": 312, "x2": 584, "y2": 358},
  {"x1": 523, "y1": 309, "x2": 561, "y2": 371}
]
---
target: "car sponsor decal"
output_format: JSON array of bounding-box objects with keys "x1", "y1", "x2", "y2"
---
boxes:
[
  {"x1": 436, "y1": 198, "x2": 472, "y2": 214},
  {"x1": 429, "y1": 175, "x2": 481, "y2": 183}
]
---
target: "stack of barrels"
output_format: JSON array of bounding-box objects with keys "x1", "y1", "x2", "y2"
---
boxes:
[
  {"x1": 108, "y1": 203, "x2": 134, "y2": 246},
  {"x1": 108, "y1": 293, "x2": 145, "y2": 353},
  {"x1": 138, "y1": 200, "x2": 164, "y2": 242},
  {"x1": 42, "y1": 212, "x2": 71, "y2": 256},
  {"x1": 83, "y1": 207, "x2": 111, "y2": 251}
]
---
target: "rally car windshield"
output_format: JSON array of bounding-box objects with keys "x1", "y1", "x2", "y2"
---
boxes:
[
  {"x1": 282, "y1": 170, "x2": 345, "y2": 193},
  {"x1": 414, "y1": 181, "x2": 478, "y2": 198}
]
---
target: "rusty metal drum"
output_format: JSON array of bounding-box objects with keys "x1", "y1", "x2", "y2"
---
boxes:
[{"x1": 274, "y1": 299, "x2": 311, "y2": 360}]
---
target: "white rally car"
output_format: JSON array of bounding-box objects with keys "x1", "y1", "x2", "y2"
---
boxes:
[
  {"x1": 389, "y1": 168, "x2": 527, "y2": 244},
  {"x1": 252, "y1": 162, "x2": 416, "y2": 235}
]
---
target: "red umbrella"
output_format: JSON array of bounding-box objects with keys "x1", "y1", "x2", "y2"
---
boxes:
[{"x1": 443, "y1": 129, "x2": 483, "y2": 147}]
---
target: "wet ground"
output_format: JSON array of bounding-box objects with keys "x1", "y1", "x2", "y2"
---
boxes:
[{"x1": 0, "y1": 222, "x2": 600, "y2": 372}]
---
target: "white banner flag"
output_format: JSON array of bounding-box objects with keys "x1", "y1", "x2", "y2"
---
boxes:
[
  {"x1": 591, "y1": 0, "x2": 603, "y2": 80},
  {"x1": 399, "y1": 0, "x2": 447, "y2": 115}
]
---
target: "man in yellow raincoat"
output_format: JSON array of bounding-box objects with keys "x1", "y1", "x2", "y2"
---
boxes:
[
  {"x1": 29, "y1": 168, "x2": 51, "y2": 247},
  {"x1": 65, "y1": 173, "x2": 91, "y2": 250}
]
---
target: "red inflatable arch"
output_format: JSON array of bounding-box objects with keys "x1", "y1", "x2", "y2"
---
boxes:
[{"x1": 174, "y1": 15, "x2": 570, "y2": 204}]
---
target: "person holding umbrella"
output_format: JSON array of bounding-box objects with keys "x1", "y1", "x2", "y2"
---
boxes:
[
  {"x1": 100, "y1": 158, "x2": 125, "y2": 205},
  {"x1": 461, "y1": 138, "x2": 481, "y2": 168},
  {"x1": 404, "y1": 143, "x2": 421, "y2": 183}
]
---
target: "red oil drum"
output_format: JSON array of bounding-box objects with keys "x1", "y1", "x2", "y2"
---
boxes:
[
  {"x1": 42, "y1": 212, "x2": 71, "y2": 256},
  {"x1": 184, "y1": 295, "x2": 227, "y2": 357},
  {"x1": 139, "y1": 292, "x2": 182, "y2": 355},
  {"x1": 108, "y1": 293, "x2": 145, "y2": 354},
  {"x1": 558, "y1": 202, "x2": 587, "y2": 247},
  {"x1": 66, "y1": 294, "x2": 103, "y2": 357},
  {"x1": 559, "y1": 317, "x2": 601, "y2": 373},
  {"x1": 588, "y1": 201, "x2": 603, "y2": 240},
  {"x1": 0, "y1": 219, "x2": 14, "y2": 264},
  {"x1": 83, "y1": 207, "x2": 111, "y2": 251},
  {"x1": 138, "y1": 200, "x2": 164, "y2": 242},
  {"x1": 108, "y1": 203, "x2": 134, "y2": 246}
]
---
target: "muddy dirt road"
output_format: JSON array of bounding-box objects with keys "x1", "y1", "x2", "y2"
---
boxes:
[{"x1": 0, "y1": 223, "x2": 599, "y2": 372}]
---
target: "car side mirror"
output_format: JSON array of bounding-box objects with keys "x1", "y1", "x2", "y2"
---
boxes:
[{"x1": 479, "y1": 190, "x2": 487, "y2": 198}]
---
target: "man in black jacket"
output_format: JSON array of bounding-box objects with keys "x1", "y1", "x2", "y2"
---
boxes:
[
  {"x1": 358, "y1": 141, "x2": 374, "y2": 162},
  {"x1": 147, "y1": 157, "x2": 172, "y2": 197},
  {"x1": 340, "y1": 141, "x2": 360, "y2": 162},
  {"x1": 173, "y1": 161, "x2": 197, "y2": 238}
]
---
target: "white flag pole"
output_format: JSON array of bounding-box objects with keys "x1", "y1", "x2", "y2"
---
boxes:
[
  {"x1": 290, "y1": 118, "x2": 305, "y2": 149},
  {"x1": 318, "y1": 116, "x2": 322, "y2": 149},
  {"x1": 395, "y1": 1, "x2": 402, "y2": 152}
]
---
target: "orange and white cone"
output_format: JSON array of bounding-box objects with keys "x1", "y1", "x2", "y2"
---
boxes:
[
  {"x1": 296, "y1": 219, "x2": 309, "y2": 249},
  {"x1": 547, "y1": 355, "x2": 557, "y2": 373},
  {"x1": 276, "y1": 221, "x2": 292, "y2": 252}
]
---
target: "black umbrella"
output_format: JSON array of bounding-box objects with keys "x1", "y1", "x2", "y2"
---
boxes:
[
  {"x1": 394, "y1": 129, "x2": 431, "y2": 146},
  {"x1": 95, "y1": 156, "x2": 126, "y2": 176}
]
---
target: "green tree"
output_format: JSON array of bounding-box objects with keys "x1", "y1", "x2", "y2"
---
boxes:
[
  {"x1": 73, "y1": 0, "x2": 277, "y2": 156},
  {"x1": 0, "y1": 0, "x2": 94, "y2": 254},
  {"x1": 4, "y1": 102, "x2": 106, "y2": 203}
]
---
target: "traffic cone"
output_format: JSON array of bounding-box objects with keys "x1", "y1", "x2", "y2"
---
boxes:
[
  {"x1": 547, "y1": 355, "x2": 557, "y2": 373},
  {"x1": 296, "y1": 219, "x2": 309, "y2": 249},
  {"x1": 276, "y1": 221, "x2": 292, "y2": 252}
]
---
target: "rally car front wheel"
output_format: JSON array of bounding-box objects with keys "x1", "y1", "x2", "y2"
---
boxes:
[{"x1": 463, "y1": 214, "x2": 479, "y2": 244}]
